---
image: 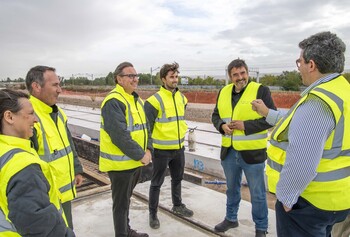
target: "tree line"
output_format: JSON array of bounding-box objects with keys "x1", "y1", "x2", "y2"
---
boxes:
[{"x1": 2, "y1": 71, "x2": 350, "y2": 91}]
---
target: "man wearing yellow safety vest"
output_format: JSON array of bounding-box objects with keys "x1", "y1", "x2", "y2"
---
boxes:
[
  {"x1": 145, "y1": 62, "x2": 193, "y2": 229},
  {"x1": 25, "y1": 66, "x2": 84, "y2": 230},
  {"x1": 212, "y1": 59, "x2": 276, "y2": 237},
  {"x1": 0, "y1": 89, "x2": 74, "y2": 237},
  {"x1": 99, "y1": 62, "x2": 152, "y2": 237},
  {"x1": 251, "y1": 31, "x2": 350, "y2": 236}
]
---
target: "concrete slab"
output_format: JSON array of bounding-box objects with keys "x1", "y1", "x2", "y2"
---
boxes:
[
  {"x1": 72, "y1": 191, "x2": 214, "y2": 237},
  {"x1": 72, "y1": 177, "x2": 276, "y2": 237}
]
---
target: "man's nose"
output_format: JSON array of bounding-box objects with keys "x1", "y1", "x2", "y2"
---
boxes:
[{"x1": 34, "y1": 114, "x2": 39, "y2": 123}]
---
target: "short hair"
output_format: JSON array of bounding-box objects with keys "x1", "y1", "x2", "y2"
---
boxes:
[
  {"x1": 25, "y1": 65, "x2": 56, "y2": 93},
  {"x1": 113, "y1": 62, "x2": 134, "y2": 84},
  {"x1": 0, "y1": 89, "x2": 29, "y2": 133},
  {"x1": 299, "y1": 31, "x2": 346, "y2": 74},
  {"x1": 160, "y1": 62, "x2": 179, "y2": 79},
  {"x1": 227, "y1": 59, "x2": 248, "y2": 76}
]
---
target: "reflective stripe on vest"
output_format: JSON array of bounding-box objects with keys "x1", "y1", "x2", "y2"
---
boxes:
[
  {"x1": 0, "y1": 149, "x2": 25, "y2": 171},
  {"x1": 100, "y1": 121, "x2": 147, "y2": 132},
  {"x1": 154, "y1": 93, "x2": 186, "y2": 123},
  {"x1": 59, "y1": 180, "x2": 75, "y2": 193},
  {"x1": 232, "y1": 133, "x2": 268, "y2": 141},
  {"x1": 0, "y1": 209, "x2": 18, "y2": 236},
  {"x1": 153, "y1": 137, "x2": 185, "y2": 146},
  {"x1": 267, "y1": 159, "x2": 350, "y2": 182},
  {"x1": 100, "y1": 151, "x2": 132, "y2": 161}
]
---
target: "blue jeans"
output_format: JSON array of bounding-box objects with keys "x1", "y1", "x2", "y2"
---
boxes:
[{"x1": 221, "y1": 147, "x2": 268, "y2": 231}]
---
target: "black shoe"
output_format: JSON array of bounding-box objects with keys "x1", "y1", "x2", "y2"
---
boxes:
[
  {"x1": 149, "y1": 213, "x2": 160, "y2": 229},
  {"x1": 128, "y1": 229, "x2": 149, "y2": 237},
  {"x1": 255, "y1": 230, "x2": 268, "y2": 237},
  {"x1": 171, "y1": 204, "x2": 194, "y2": 217},
  {"x1": 214, "y1": 219, "x2": 239, "y2": 232}
]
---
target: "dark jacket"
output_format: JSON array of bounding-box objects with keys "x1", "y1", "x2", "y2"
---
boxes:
[
  {"x1": 212, "y1": 81, "x2": 276, "y2": 163},
  {"x1": 7, "y1": 164, "x2": 75, "y2": 237}
]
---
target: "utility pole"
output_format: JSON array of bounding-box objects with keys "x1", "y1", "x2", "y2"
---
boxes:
[
  {"x1": 225, "y1": 68, "x2": 229, "y2": 85},
  {"x1": 249, "y1": 68, "x2": 260, "y2": 83},
  {"x1": 150, "y1": 66, "x2": 160, "y2": 85}
]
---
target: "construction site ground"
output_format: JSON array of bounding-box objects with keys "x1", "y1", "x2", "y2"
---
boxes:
[{"x1": 59, "y1": 91, "x2": 280, "y2": 236}]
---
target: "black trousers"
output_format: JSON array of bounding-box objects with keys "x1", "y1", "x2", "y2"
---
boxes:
[
  {"x1": 62, "y1": 201, "x2": 73, "y2": 229},
  {"x1": 108, "y1": 168, "x2": 141, "y2": 237},
  {"x1": 149, "y1": 147, "x2": 185, "y2": 215}
]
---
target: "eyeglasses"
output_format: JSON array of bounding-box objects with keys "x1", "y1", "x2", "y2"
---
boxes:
[
  {"x1": 119, "y1": 74, "x2": 139, "y2": 79},
  {"x1": 296, "y1": 58, "x2": 301, "y2": 68}
]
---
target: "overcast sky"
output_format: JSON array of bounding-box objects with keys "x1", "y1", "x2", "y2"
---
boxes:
[{"x1": 1, "y1": 0, "x2": 350, "y2": 79}]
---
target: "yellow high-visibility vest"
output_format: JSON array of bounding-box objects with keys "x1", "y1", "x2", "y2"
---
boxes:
[
  {"x1": 0, "y1": 135, "x2": 67, "y2": 236},
  {"x1": 267, "y1": 75, "x2": 350, "y2": 211},
  {"x1": 99, "y1": 85, "x2": 148, "y2": 171},
  {"x1": 30, "y1": 96, "x2": 76, "y2": 203},
  {"x1": 147, "y1": 87, "x2": 188, "y2": 150},
  {"x1": 217, "y1": 82, "x2": 268, "y2": 150}
]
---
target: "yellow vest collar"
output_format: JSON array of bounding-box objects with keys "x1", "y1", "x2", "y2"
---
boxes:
[
  {"x1": 160, "y1": 86, "x2": 179, "y2": 96},
  {"x1": 0, "y1": 134, "x2": 32, "y2": 152},
  {"x1": 115, "y1": 84, "x2": 139, "y2": 100},
  {"x1": 30, "y1": 95, "x2": 53, "y2": 114}
]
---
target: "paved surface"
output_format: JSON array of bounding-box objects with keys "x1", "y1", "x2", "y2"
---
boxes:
[
  {"x1": 62, "y1": 103, "x2": 278, "y2": 236},
  {"x1": 72, "y1": 177, "x2": 277, "y2": 237}
]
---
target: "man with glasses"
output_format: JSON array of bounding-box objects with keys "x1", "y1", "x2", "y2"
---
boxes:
[
  {"x1": 145, "y1": 62, "x2": 193, "y2": 229},
  {"x1": 212, "y1": 59, "x2": 275, "y2": 237},
  {"x1": 252, "y1": 32, "x2": 350, "y2": 236},
  {"x1": 99, "y1": 62, "x2": 152, "y2": 237}
]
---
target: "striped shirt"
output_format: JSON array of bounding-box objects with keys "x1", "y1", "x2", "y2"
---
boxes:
[{"x1": 266, "y1": 73, "x2": 339, "y2": 208}]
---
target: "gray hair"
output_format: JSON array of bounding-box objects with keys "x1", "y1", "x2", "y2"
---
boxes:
[
  {"x1": 25, "y1": 65, "x2": 56, "y2": 93},
  {"x1": 227, "y1": 58, "x2": 248, "y2": 76},
  {"x1": 113, "y1": 62, "x2": 134, "y2": 84},
  {"x1": 299, "y1": 31, "x2": 346, "y2": 74}
]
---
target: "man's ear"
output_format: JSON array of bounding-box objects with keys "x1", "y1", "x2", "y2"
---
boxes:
[
  {"x1": 31, "y1": 82, "x2": 41, "y2": 94},
  {"x1": 116, "y1": 76, "x2": 122, "y2": 85},
  {"x1": 308, "y1": 59, "x2": 317, "y2": 72}
]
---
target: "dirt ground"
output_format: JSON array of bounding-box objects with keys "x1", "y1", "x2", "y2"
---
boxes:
[{"x1": 61, "y1": 88, "x2": 300, "y2": 108}]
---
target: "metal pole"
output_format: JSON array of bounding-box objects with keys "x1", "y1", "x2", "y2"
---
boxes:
[{"x1": 150, "y1": 67, "x2": 153, "y2": 85}]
